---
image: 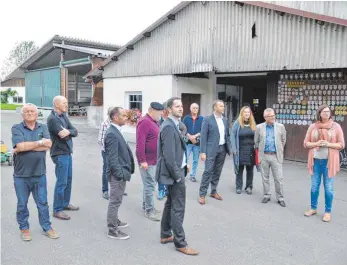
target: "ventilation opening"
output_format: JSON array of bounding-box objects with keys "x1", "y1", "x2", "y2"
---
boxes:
[{"x1": 252, "y1": 23, "x2": 257, "y2": 38}]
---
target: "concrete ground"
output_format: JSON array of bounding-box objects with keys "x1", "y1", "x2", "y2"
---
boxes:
[{"x1": 1, "y1": 111, "x2": 347, "y2": 265}]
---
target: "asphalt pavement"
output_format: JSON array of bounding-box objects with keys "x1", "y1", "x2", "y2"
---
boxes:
[{"x1": 1, "y1": 111, "x2": 347, "y2": 265}]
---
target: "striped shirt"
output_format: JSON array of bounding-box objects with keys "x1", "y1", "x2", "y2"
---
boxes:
[{"x1": 98, "y1": 119, "x2": 111, "y2": 151}]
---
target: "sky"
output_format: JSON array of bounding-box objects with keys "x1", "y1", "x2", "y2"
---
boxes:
[{"x1": 0, "y1": 0, "x2": 180, "y2": 77}]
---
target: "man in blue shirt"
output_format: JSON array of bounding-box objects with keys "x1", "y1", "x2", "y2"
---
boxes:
[
  {"x1": 183, "y1": 103, "x2": 204, "y2": 182},
  {"x1": 12, "y1": 103, "x2": 59, "y2": 241},
  {"x1": 255, "y1": 108, "x2": 287, "y2": 207}
]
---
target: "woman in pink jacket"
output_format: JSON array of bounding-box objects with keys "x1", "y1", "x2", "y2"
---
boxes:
[{"x1": 303, "y1": 104, "x2": 345, "y2": 222}]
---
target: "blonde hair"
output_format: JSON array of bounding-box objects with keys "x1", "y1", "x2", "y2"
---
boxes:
[{"x1": 238, "y1": 106, "x2": 256, "y2": 131}]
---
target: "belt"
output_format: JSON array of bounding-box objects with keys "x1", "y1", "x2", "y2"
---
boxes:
[{"x1": 264, "y1": 152, "x2": 276, "y2": 155}]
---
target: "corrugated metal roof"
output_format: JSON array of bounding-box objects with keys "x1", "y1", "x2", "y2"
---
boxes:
[
  {"x1": 98, "y1": 1, "x2": 347, "y2": 78},
  {"x1": 85, "y1": 1, "x2": 347, "y2": 78},
  {"x1": 2, "y1": 35, "x2": 120, "y2": 83},
  {"x1": 263, "y1": 1, "x2": 347, "y2": 20}
]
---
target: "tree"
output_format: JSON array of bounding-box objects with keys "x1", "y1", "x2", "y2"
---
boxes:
[
  {"x1": 0, "y1": 88, "x2": 18, "y2": 103},
  {"x1": 0, "y1": 41, "x2": 38, "y2": 79}
]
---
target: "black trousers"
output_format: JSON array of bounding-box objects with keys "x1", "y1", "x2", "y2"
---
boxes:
[
  {"x1": 161, "y1": 173, "x2": 187, "y2": 249},
  {"x1": 236, "y1": 164, "x2": 254, "y2": 190}
]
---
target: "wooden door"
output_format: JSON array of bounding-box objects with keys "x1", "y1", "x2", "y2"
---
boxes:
[{"x1": 181, "y1": 93, "x2": 201, "y2": 117}]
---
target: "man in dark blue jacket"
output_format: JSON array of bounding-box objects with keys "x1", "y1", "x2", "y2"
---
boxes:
[{"x1": 182, "y1": 103, "x2": 203, "y2": 182}]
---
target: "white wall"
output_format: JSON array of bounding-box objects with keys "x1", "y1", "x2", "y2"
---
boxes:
[
  {"x1": 172, "y1": 77, "x2": 212, "y2": 116},
  {"x1": 103, "y1": 75, "x2": 173, "y2": 142},
  {"x1": 0, "y1": 86, "x2": 26, "y2": 104}
]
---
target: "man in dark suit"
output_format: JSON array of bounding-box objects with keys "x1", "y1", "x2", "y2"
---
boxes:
[
  {"x1": 198, "y1": 100, "x2": 231, "y2": 205},
  {"x1": 156, "y1": 97, "x2": 199, "y2": 256},
  {"x1": 104, "y1": 107, "x2": 135, "y2": 240}
]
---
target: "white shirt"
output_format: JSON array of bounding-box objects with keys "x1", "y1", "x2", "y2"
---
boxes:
[
  {"x1": 168, "y1": 115, "x2": 187, "y2": 168},
  {"x1": 214, "y1": 114, "x2": 225, "y2": 145}
]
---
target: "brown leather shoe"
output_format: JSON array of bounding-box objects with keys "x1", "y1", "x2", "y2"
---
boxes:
[
  {"x1": 64, "y1": 204, "x2": 79, "y2": 211},
  {"x1": 176, "y1": 246, "x2": 199, "y2": 255},
  {"x1": 20, "y1": 229, "x2": 32, "y2": 241},
  {"x1": 160, "y1": 235, "x2": 174, "y2": 244},
  {"x1": 322, "y1": 213, "x2": 331, "y2": 222},
  {"x1": 199, "y1": 196, "x2": 205, "y2": 205},
  {"x1": 53, "y1": 211, "x2": 71, "y2": 220},
  {"x1": 210, "y1": 193, "x2": 223, "y2": 200}
]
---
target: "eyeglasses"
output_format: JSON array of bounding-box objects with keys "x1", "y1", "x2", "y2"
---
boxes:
[
  {"x1": 266, "y1": 115, "x2": 275, "y2": 118},
  {"x1": 321, "y1": 111, "x2": 331, "y2": 113}
]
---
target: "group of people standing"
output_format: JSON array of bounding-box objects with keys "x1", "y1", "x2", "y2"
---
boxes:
[{"x1": 11, "y1": 94, "x2": 345, "y2": 256}]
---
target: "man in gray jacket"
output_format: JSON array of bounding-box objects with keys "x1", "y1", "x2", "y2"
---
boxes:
[
  {"x1": 198, "y1": 100, "x2": 231, "y2": 205},
  {"x1": 254, "y1": 108, "x2": 287, "y2": 207},
  {"x1": 156, "y1": 97, "x2": 198, "y2": 256}
]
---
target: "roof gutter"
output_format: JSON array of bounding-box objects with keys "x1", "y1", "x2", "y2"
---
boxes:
[{"x1": 60, "y1": 58, "x2": 91, "y2": 68}]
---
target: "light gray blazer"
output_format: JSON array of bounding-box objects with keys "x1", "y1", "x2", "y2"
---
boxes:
[{"x1": 254, "y1": 122, "x2": 286, "y2": 163}]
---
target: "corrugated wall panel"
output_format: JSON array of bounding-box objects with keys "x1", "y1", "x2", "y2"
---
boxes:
[
  {"x1": 25, "y1": 71, "x2": 42, "y2": 106},
  {"x1": 103, "y1": 1, "x2": 347, "y2": 78}
]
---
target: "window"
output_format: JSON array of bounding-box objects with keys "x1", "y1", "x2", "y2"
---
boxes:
[
  {"x1": 252, "y1": 23, "x2": 257, "y2": 38},
  {"x1": 13, "y1": 96, "x2": 23, "y2": 104},
  {"x1": 128, "y1": 93, "x2": 142, "y2": 111}
]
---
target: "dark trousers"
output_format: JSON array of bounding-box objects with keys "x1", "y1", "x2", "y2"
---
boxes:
[
  {"x1": 199, "y1": 145, "x2": 226, "y2": 197},
  {"x1": 236, "y1": 164, "x2": 254, "y2": 190},
  {"x1": 101, "y1": 151, "x2": 109, "y2": 192},
  {"x1": 52, "y1": 154, "x2": 72, "y2": 213},
  {"x1": 161, "y1": 172, "x2": 187, "y2": 249},
  {"x1": 107, "y1": 178, "x2": 126, "y2": 232},
  {"x1": 14, "y1": 175, "x2": 52, "y2": 232}
]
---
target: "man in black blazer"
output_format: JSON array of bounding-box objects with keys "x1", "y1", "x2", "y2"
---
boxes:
[
  {"x1": 156, "y1": 97, "x2": 198, "y2": 256},
  {"x1": 198, "y1": 100, "x2": 231, "y2": 205},
  {"x1": 104, "y1": 107, "x2": 135, "y2": 240}
]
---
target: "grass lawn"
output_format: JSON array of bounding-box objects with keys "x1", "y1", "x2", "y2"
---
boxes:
[{"x1": 0, "y1": 104, "x2": 22, "y2": 110}]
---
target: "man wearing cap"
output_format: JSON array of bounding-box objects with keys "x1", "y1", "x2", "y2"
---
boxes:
[{"x1": 136, "y1": 102, "x2": 164, "y2": 221}]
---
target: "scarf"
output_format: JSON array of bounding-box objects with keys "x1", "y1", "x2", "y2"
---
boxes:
[{"x1": 314, "y1": 119, "x2": 334, "y2": 150}]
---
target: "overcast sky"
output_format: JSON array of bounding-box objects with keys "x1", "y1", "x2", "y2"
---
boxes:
[{"x1": 0, "y1": 0, "x2": 180, "y2": 72}]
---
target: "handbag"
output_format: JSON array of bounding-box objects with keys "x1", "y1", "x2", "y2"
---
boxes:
[{"x1": 254, "y1": 148, "x2": 261, "y2": 172}]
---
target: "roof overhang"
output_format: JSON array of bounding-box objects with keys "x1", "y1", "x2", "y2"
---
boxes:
[{"x1": 84, "y1": 0, "x2": 347, "y2": 80}]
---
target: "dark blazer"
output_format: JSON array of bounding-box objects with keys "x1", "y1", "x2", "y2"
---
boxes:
[
  {"x1": 200, "y1": 114, "x2": 231, "y2": 157},
  {"x1": 47, "y1": 110, "x2": 78, "y2": 157},
  {"x1": 104, "y1": 125, "x2": 135, "y2": 181},
  {"x1": 155, "y1": 118, "x2": 188, "y2": 185}
]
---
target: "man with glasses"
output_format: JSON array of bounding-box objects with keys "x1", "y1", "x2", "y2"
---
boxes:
[{"x1": 255, "y1": 108, "x2": 287, "y2": 207}]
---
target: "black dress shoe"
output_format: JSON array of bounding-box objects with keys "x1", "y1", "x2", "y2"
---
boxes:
[
  {"x1": 278, "y1": 201, "x2": 286, "y2": 207},
  {"x1": 262, "y1": 198, "x2": 270, "y2": 203}
]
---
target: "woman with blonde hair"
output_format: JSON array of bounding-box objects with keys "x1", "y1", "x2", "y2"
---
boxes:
[
  {"x1": 231, "y1": 106, "x2": 257, "y2": 194},
  {"x1": 303, "y1": 104, "x2": 345, "y2": 222}
]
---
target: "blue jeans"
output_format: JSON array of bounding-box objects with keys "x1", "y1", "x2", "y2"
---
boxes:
[
  {"x1": 158, "y1": 183, "x2": 167, "y2": 194},
  {"x1": 52, "y1": 155, "x2": 72, "y2": 213},
  {"x1": 186, "y1": 144, "x2": 200, "y2": 177},
  {"x1": 140, "y1": 165, "x2": 156, "y2": 212},
  {"x1": 311, "y1": 159, "x2": 335, "y2": 213},
  {"x1": 14, "y1": 175, "x2": 52, "y2": 232},
  {"x1": 101, "y1": 151, "x2": 108, "y2": 192}
]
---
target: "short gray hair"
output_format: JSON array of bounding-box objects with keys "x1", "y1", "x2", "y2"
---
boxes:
[
  {"x1": 263, "y1": 108, "x2": 275, "y2": 115},
  {"x1": 21, "y1": 103, "x2": 38, "y2": 114},
  {"x1": 212, "y1": 100, "x2": 224, "y2": 109}
]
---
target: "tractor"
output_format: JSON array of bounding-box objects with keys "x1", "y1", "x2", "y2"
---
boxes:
[{"x1": 1, "y1": 141, "x2": 13, "y2": 166}]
